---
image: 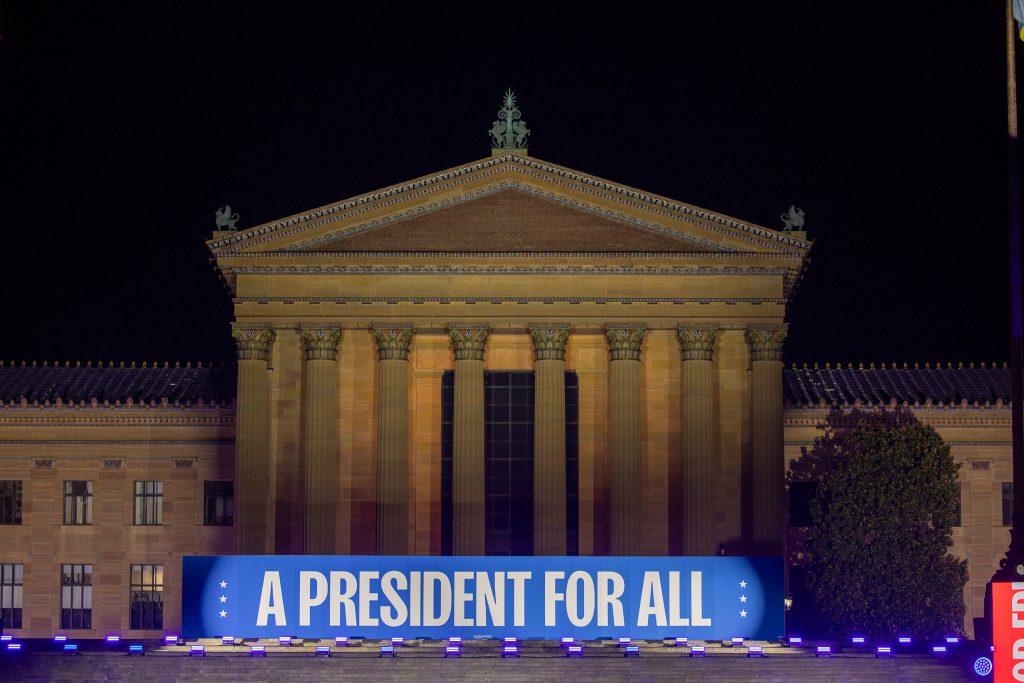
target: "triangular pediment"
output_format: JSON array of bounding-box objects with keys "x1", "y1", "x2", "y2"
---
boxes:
[{"x1": 208, "y1": 154, "x2": 812, "y2": 258}]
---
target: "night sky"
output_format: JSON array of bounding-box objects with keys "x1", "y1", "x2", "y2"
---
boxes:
[{"x1": 0, "y1": 3, "x2": 1011, "y2": 367}]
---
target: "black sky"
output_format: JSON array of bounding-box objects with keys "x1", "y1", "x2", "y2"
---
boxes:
[{"x1": 0, "y1": 3, "x2": 1011, "y2": 366}]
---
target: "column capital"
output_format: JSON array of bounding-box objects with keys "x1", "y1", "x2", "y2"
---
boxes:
[
  {"x1": 745, "y1": 325, "x2": 788, "y2": 362},
  {"x1": 530, "y1": 324, "x2": 570, "y2": 361},
  {"x1": 449, "y1": 324, "x2": 489, "y2": 361},
  {"x1": 373, "y1": 324, "x2": 414, "y2": 361},
  {"x1": 677, "y1": 325, "x2": 719, "y2": 361},
  {"x1": 605, "y1": 324, "x2": 645, "y2": 361},
  {"x1": 231, "y1": 325, "x2": 276, "y2": 361},
  {"x1": 300, "y1": 325, "x2": 342, "y2": 361}
]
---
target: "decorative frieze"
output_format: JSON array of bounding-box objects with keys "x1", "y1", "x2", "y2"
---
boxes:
[
  {"x1": 32, "y1": 458, "x2": 55, "y2": 469},
  {"x1": 605, "y1": 324, "x2": 646, "y2": 361},
  {"x1": 970, "y1": 460, "x2": 992, "y2": 471},
  {"x1": 231, "y1": 325, "x2": 276, "y2": 361},
  {"x1": 173, "y1": 458, "x2": 197, "y2": 469},
  {"x1": 745, "y1": 326, "x2": 788, "y2": 362},
  {"x1": 530, "y1": 325, "x2": 570, "y2": 361},
  {"x1": 101, "y1": 459, "x2": 124, "y2": 469},
  {"x1": 678, "y1": 325, "x2": 719, "y2": 361},
  {"x1": 449, "y1": 325, "x2": 489, "y2": 361},
  {"x1": 300, "y1": 326, "x2": 342, "y2": 361},
  {"x1": 373, "y1": 325, "x2": 414, "y2": 361}
]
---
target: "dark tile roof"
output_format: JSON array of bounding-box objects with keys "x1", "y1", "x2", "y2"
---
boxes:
[
  {"x1": 0, "y1": 363, "x2": 236, "y2": 405},
  {"x1": 784, "y1": 366, "x2": 1011, "y2": 406}
]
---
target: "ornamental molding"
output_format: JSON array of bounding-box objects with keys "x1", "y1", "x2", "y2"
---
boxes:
[
  {"x1": 530, "y1": 325, "x2": 570, "y2": 361},
  {"x1": 173, "y1": 458, "x2": 197, "y2": 469},
  {"x1": 299, "y1": 325, "x2": 342, "y2": 361},
  {"x1": 745, "y1": 325, "x2": 788, "y2": 362},
  {"x1": 101, "y1": 458, "x2": 125, "y2": 469},
  {"x1": 373, "y1": 325, "x2": 414, "y2": 361},
  {"x1": 231, "y1": 324, "x2": 276, "y2": 361},
  {"x1": 231, "y1": 263, "x2": 790, "y2": 275},
  {"x1": 234, "y1": 295, "x2": 784, "y2": 305},
  {"x1": 0, "y1": 439, "x2": 232, "y2": 446},
  {"x1": 278, "y1": 182, "x2": 734, "y2": 254},
  {"x1": 605, "y1": 324, "x2": 646, "y2": 361},
  {"x1": 32, "y1": 458, "x2": 55, "y2": 468},
  {"x1": 209, "y1": 154, "x2": 809, "y2": 255},
  {"x1": 449, "y1": 325, "x2": 489, "y2": 361},
  {"x1": 970, "y1": 460, "x2": 993, "y2": 470},
  {"x1": 678, "y1": 325, "x2": 719, "y2": 361},
  {"x1": 0, "y1": 413, "x2": 234, "y2": 428}
]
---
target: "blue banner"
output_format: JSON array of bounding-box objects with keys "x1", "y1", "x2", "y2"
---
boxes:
[{"x1": 182, "y1": 556, "x2": 783, "y2": 640}]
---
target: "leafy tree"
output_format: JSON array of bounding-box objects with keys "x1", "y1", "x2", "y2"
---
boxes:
[{"x1": 802, "y1": 412, "x2": 967, "y2": 639}]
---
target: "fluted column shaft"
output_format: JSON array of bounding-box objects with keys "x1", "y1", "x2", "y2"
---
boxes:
[
  {"x1": 747, "y1": 326, "x2": 787, "y2": 555},
  {"x1": 300, "y1": 326, "x2": 341, "y2": 555},
  {"x1": 679, "y1": 326, "x2": 718, "y2": 555},
  {"x1": 450, "y1": 325, "x2": 489, "y2": 555},
  {"x1": 374, "y1": 325, "x2": 413, "y2": 555},
  {"x1": 232, "y1": 325, "x2": 276, "y2": 554},
  {"x1": 606, "y1": 325, "x2": 645, "y2": 556},
  {"x1": 531, "y1": 325, "x2": 570, "y2": 556}
]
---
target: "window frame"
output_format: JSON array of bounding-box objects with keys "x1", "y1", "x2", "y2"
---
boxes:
[
  {"x1": 0, "y1": 480, "x2": 22, "y2": 525},
  {"x1": 129, "y1": 563, "x2": 164, "y2": 630},
  {"x1": 203, "y1": 481, "x2": 234, "y2": 526},
  {"x1": 133, "y1": 481, "x2": 164, "y2": 526},
  {"x1": 0, "y1": 563, "x2": 23, "y2": 629},
  {"x1": 63, "y1": 480, "x2": 93, "y2": 526},
  {"x1": 60, "y1": 563, "x2": 92, "y2": 630}
]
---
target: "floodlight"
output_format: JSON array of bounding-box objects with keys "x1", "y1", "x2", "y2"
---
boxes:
[
  {"x1": 502, "y1": 645, "x2": 519, "y2": 658},
  {"x1": 315, "y1": 646, "x2": 331, "y2": 658},
  {"x1": 503, "y1": 636, "x2": 517, "y2": 644},
  {"x1": 566, "y1": 644, "x2": 583, "y2": 657},
  {"x1": 334, "y1": 636, "x2": 349, "y2": 647},
  {"x1": 623, "y1": 645, "x2": 639, "y2": 657},
  {"x1": 189, "y1": 645, "x2": 206, "y2": 656},
  {"x1": 63, "y1": 643, "x2": 79, "y2": 655},
  {"x1": 278, "y1": 636, "x2": 292, "y2": 647},
  {"x1": 105, "y1": 634, "x2": 120, "y2": 644},
  {"x1": 391, "y1": 637, "x2": 405, "y2": 646},
  {"x1": 731, "y1": 637, "x2": 744, "y2": 647},
  {"x1": 815, "y1": 645, "x2": 831, "y2": 657},
  {"x1": 7, "y1": 643, "x2": 22, "y2": 651},
  {"x1": 932, "y1": 645, "x2": 947, "y2": 654},
  {"x1": 618, "y1": 637, "x2": 631, "y2": 647},
  {"x1": 689, "y1": 645, "x2": 706, "y2": 657},
  {"x1": 128, "y1": 644, "x2": 144, "y2": 656},
  {"x1": 674, "y1": 637, "x2": 688, "y2": 646},
  {"x1": 164, "y1": 635, "x2": 179, "y2": 646},
  {"x1": 747, "y1": 645, "x2": 764, "y2": 658},
  {"x1": 380, "y1": 645, "x2": 395, "y2": 657},
  {"x1": 444, "y1": 645, "x2": 461, "y2": 658},
  {"x1": 561, "y1": 636, "x2": 575, "y2": 646},
  {"x1": 945, "y1": 636, "x2": 959, "y2": 644},
  {"x1": 876, "y1": 645, "x2": 892, "y2": 658},
  {"x1": 851, "y1": 636, "x2": 865, "y2": 644},
  {"x1": 0, "y1": 635, "x2": 11, "y2": 642},
  {"x1": 897, "y1": 636, "x2": 911, "y2": 644},
  {"x1": 53, "y1": 635, "x2": 67, "y2": 643},
  {"x1": 249, "y1": 645, "x2": 266, "y2": 657},
  {"x1": 448, "y1": 636, "x2": 462, "y2": 644},
  {"x1": 786, "y1": 636, "x2": 803, "y2": 647},
  {"x1": 221, "y1": 636, "x2": 235, "y2": 646}
]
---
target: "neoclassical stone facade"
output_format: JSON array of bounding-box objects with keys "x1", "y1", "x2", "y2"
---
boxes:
[{"x1": 0, "y1": 153, "x2": 1010, "y2": 639}]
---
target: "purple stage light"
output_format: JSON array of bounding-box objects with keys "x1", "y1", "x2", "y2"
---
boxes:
[
  {"x1": 945, "y1": 636, "x2": 959, "y2": 644},
  {"x1": 689, "y1": 645, "x2": 706, "y2": 657},
  {"x1": 932, "y1": 645, "x2": 947, "y2": 654},
  {"x1": 566, "y1": 644, "x2": 583, "y2": 657},
  {"x1": 278, "y1": 636, "x2": 292, "y2": 647},
  {"x1": 561, "y1": 637, "x2": 575, "y2": 646},
  {"x1": 623, "y1": 645, "x2": 639, "y2": 657},
  {"x1": 897, "y1": 636, "x2": 911, "y2": 644},
  {"x1": 444, "y1": 645, "x2": 461, "y2": 658},
  {"x1": 391, "y1": 637, "x2": 405, "y2": 646},
  {"x1": 7, "y1": 643, "x2": 22, "y2": 651},
  {"x1": 618, "y1": 637, "x2": 631, "y2": 646},
  {"x1": 851, "y1": 636, "x2": 865, "y2": 644},
  {"x1": 0, "y1": 635, "x2": 12, "y2": 642},
  {"x1": 731, "y1": 637, "x2": 744, "y2": 647},
  {"x1": 249, "y1": 645, "x2": 266, "y2": 657},
  {"x1": 787, "y1": 636, "x2": 803, "y2": 646},
  {"x1": 815, "y1": 645, "x2": 831, "y2": 657},
  {"x1": 164, "y1": 635, "x2": 178, "y2": 646},
  {"x1": 334, "y1": 636, "x2": 348, "y2": 647},
  {"x1": 63, "y1": 643, "x2": 79, "y2": 654},
  {"x1": 747, "y1": 645, "x2": 764, "y2": 658},
  {"x1": 128, "y1": 644, "x2": 144, "y2": 656},
  {"x1": 448, "y1": 636, "x2": 462, "y2": 644},
  {"x1": 105, "y1": 634, "x2": 120, "y2": 644},
  {"x1": 502, "y1": 645, "x2": 519, "y2": 658},
  {"x1": 504, "y1": 636, "x2": 517, "y2": 644},
  {"x1": 53, "y1": 635, "x2": 67, "y2": 643},
  {"x1": 974, "y1": 656, "x2": 993, "y2": 676},
  {"x1": 674, "y1": 637, "x2": 688, "y2": 646},
  {"x1": 189, "y1": 645, "x2": 205, "y2": 657},
  {"x1": 221, "y1": 636, "x2": 234, "y2": 646},
  {"x1": 380, "y1": 645, "x2": 395, "y2": 657},
  {"x1": 315, "y1": 646, "x2": 331, "y2": 658},
  {"x1": 876, "y1": 645, "x2": 892, "y2": 657}
]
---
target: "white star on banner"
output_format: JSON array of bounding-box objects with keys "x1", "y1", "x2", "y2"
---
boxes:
[
  {"x1": 740, "y1": 610, "x2": 748, "y2": 618},
  {"x1": 219, "y1": 610, "x2": 227, "y2": 618},
  {"x1": 739, "y1": 580, "x2": 747, "y2": 588},
  {"x1": 220, "y1": 580, "x2": 228, "y2": 589},
  {"x1": 740, "y1": 595, "x2": 747, "y2": 603},
  {"x1": 220, "y1": 595, "x2": 227, "y2": 603}
]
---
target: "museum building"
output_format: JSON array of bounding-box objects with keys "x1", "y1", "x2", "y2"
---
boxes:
[{"x1": 0, "y1": 144, "x2": 1012, "y2": 639}]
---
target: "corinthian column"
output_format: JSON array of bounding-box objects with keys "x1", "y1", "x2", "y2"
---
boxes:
[
  {"x1": 231, "y1": 324, "x2": 276, "y2": 554},
  {"x1": 678, "y1": 325, "x2": 718, "y2": 555},
  {"x1": 530, "y1": 325, "x2": 570, "y2": 556},
  {"x1": 449, "y1": 324, "x2": 489, "y2": 555},
  {"x1": 746, "y1": 325, "x2": 787, "y2": 555},
  {"x1": 300, "y1": 325, "x2": 341, "y2": 555},
  {"x1": 605, "y1": 324, "x2": 645, "y2": 556},
  {"x1": 374, "y1": 325, "x2": 414, "y2": 555}
]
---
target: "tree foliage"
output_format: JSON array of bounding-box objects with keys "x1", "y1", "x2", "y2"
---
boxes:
[{"x1": 803, "y1": 413, "x2": 967, "y2": 639}]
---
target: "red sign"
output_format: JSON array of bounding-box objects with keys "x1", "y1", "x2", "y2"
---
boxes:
[{"x1": 994, "y1": 582, "x2": 1024, "y2": 681}]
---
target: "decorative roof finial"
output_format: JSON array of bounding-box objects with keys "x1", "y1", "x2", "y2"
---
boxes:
[
  {"x1": 490, "y1": 88, "x2": 530, "y2": 154},
  {"x1": 780, "y1": 205, "x2": 805, "y2": 232},
  {"x1": 214, "y1": 205, "x2": 239, "y2": 231}
]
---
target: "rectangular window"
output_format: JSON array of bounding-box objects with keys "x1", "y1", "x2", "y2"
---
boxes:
[
  {"x1": 203, "y1": 481, "x2": 234, "y2": 526},
  {"x1": 63, "y1": 481, "x2": 92, "y2": 525},
  {"x1": 0, "y1": 481, "x2": 22, "y2": 524},
  {"x1": 441, "y1": 370, "x2": 579, "y2": 557},
  {"x1": 129, "y1": 564, "x2": 163, "y2": 629},
  {"x1": 0, "y1": 564, "x2": 23, "y2": 629},
  {"x1": 788, "y1": 481, "x2": 818, "y2": 527},
  {"x1": 1004, "y1": 482, "x2": 1014, "y2": 527},
  {"x1": 134, "y1": 481, "x2": 163, "y2": 526},
  {"x1": 954, "y1": 481, "x2": 961, "y2": 527},
  {"x1": 60, "y1": 564, "x2": 92, "y2": 629}
]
